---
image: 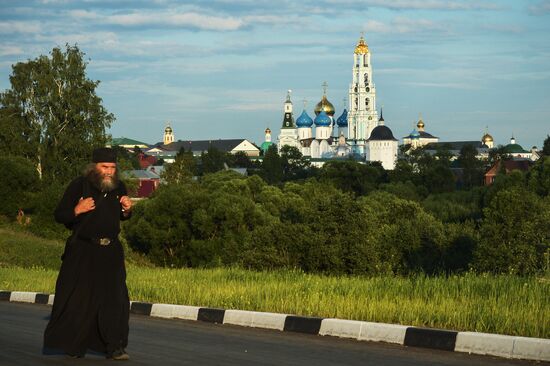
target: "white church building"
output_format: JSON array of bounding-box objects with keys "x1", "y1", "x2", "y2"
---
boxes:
[{"x1": 274, "y1": 35, "x2": 398, "y2": 170}]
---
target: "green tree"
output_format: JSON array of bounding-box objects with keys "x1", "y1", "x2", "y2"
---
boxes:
[
  {"x1": 423, "y1": 164, "x2": 455, "y2": 194},
  {"x1": 360, "y1": 191, "x2": 447, "y2": 274},
  {"x1": 434, "y1": 144, "x2": 453, "y2": 166},
  {"x1": 527, "y1": 156, "x2": 550, "y2": 197},
  {"x1": 162, "y1": 147, "x2": 196, "y2": 184},
  {"x1": 487, "y1": 145, "x2": 511, "y2": 166},
  {"x1": 0, "y1": 156, "x2": 39, "y2": 218},
  {"x1": 0, "y1": 44, "x2": 114, "y2": 183},
  {"x1": 261, "y1": 144, "x2": 283, "y2": 184},
  {"x1": 227, "y1": 151, "x2": 252, "y2": 168},
  {"x1": 475, "y1": 187, "x2": 550, "y2": 274},
  {"x1": 542, "y1": 135, "x2": 550, "y2": 156},
  {"x1": 200, "y1": 146, "x2": 226, "y2": 175},
  {"x1": 457, "y1": 144, "x2": 484, "y2": 189},
  {"x1": 319, "y1": 160, "x2": 384, "y2": 196},
  {"x1": 111, "y1": 145, "x2": 140, "y2": 170},
  {"x1": 280, "y1": 145, "x2": 311, "y2": 181}
]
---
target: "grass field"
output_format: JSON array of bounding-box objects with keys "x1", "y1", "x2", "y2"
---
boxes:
[{"x1": 1, "y1": 223, "x2": 548, "y2": 339}]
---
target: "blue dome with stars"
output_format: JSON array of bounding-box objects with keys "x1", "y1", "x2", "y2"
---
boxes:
[
  {"x1": 336, "y1": 109, "x2": 348, "y2": 127},
  {"x1": 296, "y1": 110, "x2": 313, "y2": 128},
  {"x1": 314, "y1": 110, "x2": 331, "y2": 127}
]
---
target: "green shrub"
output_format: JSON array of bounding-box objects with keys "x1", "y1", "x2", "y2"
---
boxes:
[
  {"x1": 474, "y1": 187, "x2": 550, "y2": 274},
  {"x1": 0, "y1": 156, "x2": 39, "y2": 219}
]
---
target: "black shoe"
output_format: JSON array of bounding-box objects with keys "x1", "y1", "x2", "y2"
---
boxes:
[{"x1": 107, "y1": 348, "x2": 130, "y2": 361}]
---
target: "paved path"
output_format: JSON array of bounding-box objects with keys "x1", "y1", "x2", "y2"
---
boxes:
[{"x1": 0, "y1": 302, "x2": 544, "y2": 365}]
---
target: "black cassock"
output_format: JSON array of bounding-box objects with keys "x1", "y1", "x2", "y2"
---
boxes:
[{"x1": 43, "y1": 176, "x2": 131, "y2": 357}]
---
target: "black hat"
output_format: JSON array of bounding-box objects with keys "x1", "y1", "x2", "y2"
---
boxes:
[{"x1": 92, "y1": 147, "x2": 117, "y2": 163}]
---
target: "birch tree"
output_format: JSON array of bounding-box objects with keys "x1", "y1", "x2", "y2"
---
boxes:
[{"x1": 0, "y1": 44, "x2": 114, "y2": 183}]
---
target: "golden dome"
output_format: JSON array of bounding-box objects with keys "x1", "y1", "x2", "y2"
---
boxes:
[
  {"x1": 165, "y1": 124, "x2": 172, "y2": 133},
  {"x1": 314, "y1": 95, "x2": 335, "y2": 116},
  {"x1": 482, "y1": 133, "x2": 493, "y2": 142},
  {"x1": 354, "y1": 35, "x2": 369, "y2": 54}
]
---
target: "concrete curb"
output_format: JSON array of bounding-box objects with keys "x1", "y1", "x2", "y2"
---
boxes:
[{"x1": 2, "y1": 290, "x2": 548, "y2": 362}]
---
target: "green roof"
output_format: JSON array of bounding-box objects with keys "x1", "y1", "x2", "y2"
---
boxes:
[
  {"x1": 261, "y1": 141, "x2": 274, "y2": 152},
  {"x1": 503, "y1": 143, "x2": 528, "y2": 154},
  {"x1": 110, "y1": 137, "x2": 149, "y2": 146}
]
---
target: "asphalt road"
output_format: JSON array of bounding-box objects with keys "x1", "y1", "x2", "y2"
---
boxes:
[{"x1": 0, "y1": 302, "x2": 545, "y2": 365}]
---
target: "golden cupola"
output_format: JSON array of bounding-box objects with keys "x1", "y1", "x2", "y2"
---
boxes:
[
  {"x1": 482, "y1": 133, "x2": 493, "y2": 144},
  {"x1": 482, "y1": 127, "x2": 494, "y2": 148},
  {"x1": 417, "y1": 114, "x2": 425, "y2": 131},
  {"x1": 354, "y1": 35, "x2": 369, "y2": 54},
  {"x1": 314, "y1": 95, "x2": 335, "y2": 117}
]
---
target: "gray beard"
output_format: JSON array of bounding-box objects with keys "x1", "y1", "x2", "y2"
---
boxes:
[
  {"x1": 100, "y1": 176, "x2": 118, "y2": 192},
  {"x1": 88, "y1": 169, "x2": 119, "y2": 192}
]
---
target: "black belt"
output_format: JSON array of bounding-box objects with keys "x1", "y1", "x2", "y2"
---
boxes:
[{"x1": 77, "y1": 235, "x2": 115, "y2": 246}]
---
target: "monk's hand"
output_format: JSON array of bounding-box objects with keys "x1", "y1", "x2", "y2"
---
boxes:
[
  {"x1": 74, "y1": 197, "x2": 95, "y2": 216},
  {"x1": 120, "y1": 195, "x2": 132, "y2": 214}
]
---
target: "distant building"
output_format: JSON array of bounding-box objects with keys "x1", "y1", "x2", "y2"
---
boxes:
[
  {"x1": 502, "y1": 136, "x2": 536, "y2": 160},
  {"x1": 163, "y1": 123, "x2": 175, "y2": 145},
  {"x1": 423, "y1": 141, "x2": 490, "y2": 158},
  {"x1": 402, "y1": 115, "x2": 439, "y2": 148},
  {"x1": 275, "y1": 35, "x2": 398, "y2": 169},
  {"x1": 484, "y1": 160, "x2": 532, "y2": 185},
  {"x1": 122, "y1": 169, "x2": 161, "y2": 197},
  {"x1": 108, "y1": 137, "x2": 149, "y2": 150},
  {"x1": 159, "y1": 139, "x2": 260, "y2": 157}
]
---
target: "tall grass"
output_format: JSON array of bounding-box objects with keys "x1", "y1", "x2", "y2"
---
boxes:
[{"x1": 1, "y1": 265, "x2": 547, "y2": 338}]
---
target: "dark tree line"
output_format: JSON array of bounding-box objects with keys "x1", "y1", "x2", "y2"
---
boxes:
[{"x1": 123, "y1": 137, "x2": 550, "y2": 275}]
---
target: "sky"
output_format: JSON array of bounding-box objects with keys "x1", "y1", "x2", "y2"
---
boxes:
[{"x1": 0, "y1": 0, "x2": 549, "y2": 149}]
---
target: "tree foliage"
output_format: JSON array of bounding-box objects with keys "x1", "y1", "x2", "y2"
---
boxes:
[
  {"x1": 542, "y1": 135, "x2": 550, "y2": 156},
  {"x1": 260, "y1": 145, "x2": 283, "y2": 184},
  {"x1": 474, "y1": 187, "x2": 550, "y2": 274},
  {"x1": 0, "y1": 44, "x2": 114, "y2": 183},
  {"x1": 319, "y1": 160, "x2": 385, "y2": 196},
  {"x1": 457, "y1": 144, "x2": 484, "y2": 189},
  {"x1": 162, "y1": 147, "x2": 196, "y2": 184},
  {"x1": 200, "y1": 146, "x2": 226, "y2": 175},
  {"x1": 0, "y1": 156, "x2": 39, "y2": 218}
]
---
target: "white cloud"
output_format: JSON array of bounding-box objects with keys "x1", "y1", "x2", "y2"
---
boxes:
[
  {"x1": 0, "y1": 21, "x2": 41, "y2": 34},
  {"x1": 106, "y1": 12, "x2": 244, "y2": 31},
  {"x1": 34, "y1": 31, "x2": 120, "y2": 50},
  {"x1": 480, "y1": 23, "x2": 523, "y2": 33},
  {"x1": 68, "y1": 9, "x2": 101, "y2": 19},
  {"x1": 403, "y1": 81, "x2": 482, "y2": 89},
  {"x1": 528, "y1": 1, "x2": 550, "y2": 14},
  {"x1": 364, "y1": 17, "x2": 445, "y2": 34},
  {"x1": 39, "y1": 0, "x2": 70, "y2": 3},
  {"x1": 219, "y1": 89, "x2": 283, "y2": 111},
  {"x1": 0, "y1": 45, "x2": 25, "y2": 57},
  {"x1": 364, "y1": 0, "x2": 501, "y2": 11}
]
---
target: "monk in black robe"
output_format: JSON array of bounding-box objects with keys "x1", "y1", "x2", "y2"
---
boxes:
[{"x1": 43, "y1": 147, "x2": 133, "y2": 360}]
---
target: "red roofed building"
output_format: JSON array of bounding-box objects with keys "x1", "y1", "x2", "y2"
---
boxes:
[
  {"x1": 484, "y1": 160, "x2": 532, "y2": 185},
  {"x1": 137, "y1": 153, "x2": 157, "y2": 169}
]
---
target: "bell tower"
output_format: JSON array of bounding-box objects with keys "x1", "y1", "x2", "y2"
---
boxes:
[
  {"x1": 348, "y1": 34, "x2": 378, "y2": 147},
  {"x1": 277, "y1": 90, "x2": 300, "y2": 150},
  {"x1": 163, "y1": 123, "x2": 174, "y2": 145}
]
